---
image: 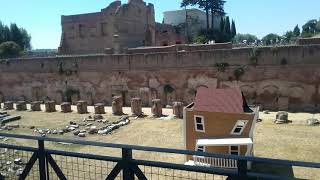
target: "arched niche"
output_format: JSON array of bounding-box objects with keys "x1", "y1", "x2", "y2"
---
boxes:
[{"x1": 257, "y1": 85, "x2": 280, "y2": 110}]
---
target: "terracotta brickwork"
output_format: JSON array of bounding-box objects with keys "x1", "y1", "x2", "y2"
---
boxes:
[{"x1": 1, "y1": 44, "x2": 320, "y2": 112}]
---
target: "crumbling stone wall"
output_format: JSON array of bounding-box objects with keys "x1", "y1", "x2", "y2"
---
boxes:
[
  {"x1": 1, "y1": 44, "x2": 320, "y2": 112},
  {"x1": 59, "y1": 0, "x2": 156, "y2": 54}
]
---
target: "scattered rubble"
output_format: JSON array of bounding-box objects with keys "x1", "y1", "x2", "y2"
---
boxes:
[
  {"x1": 30, "y1": 115, "x2": 130, "y2": 137},
  {"x1": 306, "y1": 118, "x2": 320, "y2": 126}
]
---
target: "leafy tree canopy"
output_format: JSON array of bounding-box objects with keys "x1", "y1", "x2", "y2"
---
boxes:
[
  {"x1": 0, "y1": 21, "x2": 31, "y2": 52},
  {"x1": 233, "y1": 34, "x2": 258, "y2": 44},
  {"x1": 262, "y1": 33, "x2": 283, "y2": 45},
  {"x1": 0, "y1": 41, "x2": 21, "y2": 58}
]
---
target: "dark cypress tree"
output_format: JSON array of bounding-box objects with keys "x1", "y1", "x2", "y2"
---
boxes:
[
  {"x1": 231, "y1": 20, "x2": 237, "y2": 38},
  {"x1": 10, "y1": 23, "x2": 24, "y2": 48},
  {"x1": 220, "y1": 17, "x2": 225, "y2": 32},
  {"x1": 223, "y1": 16, "x2": 231, "y2": 41},
  {"x1": 3, "y1": 25, "x2": 11, "y2": 42},
  {"x1": 293, "y1": 25, "x2": 301, "y2": 37}
]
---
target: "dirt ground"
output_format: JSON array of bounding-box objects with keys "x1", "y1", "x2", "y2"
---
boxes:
[{"x1": 1, "y1": 104, "x2": 320, "y2": 179}]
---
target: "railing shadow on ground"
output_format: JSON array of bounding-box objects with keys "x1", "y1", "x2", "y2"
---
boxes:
[{"x1": 0, "y1": 133, "x2": 319, "y2": 180}]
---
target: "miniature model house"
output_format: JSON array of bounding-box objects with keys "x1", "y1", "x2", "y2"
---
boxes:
[{"x1": 183, "y1": 87, "x2": 259, "y2": 168}]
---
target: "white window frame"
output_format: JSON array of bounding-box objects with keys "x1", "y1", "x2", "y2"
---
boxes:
[
  {"x1": 229, "y1": 145, "x2": 240, "y2": 155},
  {"x1": 195, "y1": 144, "x2": 205, "y2": 152},
  {"x1": 230, "y1": 120, "x2": 248, "y2": 135},
  {"x1": 194, "y1": 115, "x2": 205, "y2": 132}
]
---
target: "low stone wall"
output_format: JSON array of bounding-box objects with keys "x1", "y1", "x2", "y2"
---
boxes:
[
  {"x1": 297, "y1": 37, "x2": 320, "y2": 45},
  {"x1": 127, "y1": 43, "x2": 232, "y2": 54}
]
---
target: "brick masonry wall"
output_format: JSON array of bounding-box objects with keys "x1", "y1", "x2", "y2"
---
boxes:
[{"x1": 1, "y1": 44, "x2": 320, "y2": 111}]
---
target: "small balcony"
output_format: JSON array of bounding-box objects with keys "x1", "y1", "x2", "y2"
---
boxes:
[{"x1": 193, "y1": 155, "x2": 238, "y2": 168}]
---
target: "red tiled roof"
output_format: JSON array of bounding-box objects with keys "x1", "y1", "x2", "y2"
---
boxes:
[{"x1": 193, "y1": 87, "x2": 243, "y2": 113}]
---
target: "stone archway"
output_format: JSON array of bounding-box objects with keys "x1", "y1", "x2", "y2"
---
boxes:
[
  {"x1": 240, "y1": 85, "x2": 257, "y2": 105},
  {"x1": 288, "y1": 86, "x2": 305, "y2": 111},
  {"x1": 163, "y1": 84, "x2": 176, "y2": 106},
  {"x1": 139, "y1": 87, "x2": 150, "y2": 107},
  {"x1": 31, "y1": 87, "x2": 43, "y2": 101},
  {"x1": 0, "y1": 92, "x2": 4, "y2": 103},
  {"x1": 257, "y1": 85, "x2": 280, "y2": 110}
]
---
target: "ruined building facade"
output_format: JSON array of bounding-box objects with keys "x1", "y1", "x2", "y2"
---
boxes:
[{"x1": 59, "y1": 0, "x2": 185, "y2": 54}]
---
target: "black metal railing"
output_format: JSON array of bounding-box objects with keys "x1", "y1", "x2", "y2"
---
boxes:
[{"x1": 0, "y1": 133, "x2": 319, "y2": 180}]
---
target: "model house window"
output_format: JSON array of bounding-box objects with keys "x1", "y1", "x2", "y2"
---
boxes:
[
  {"x1": 196, "y1": 145, "x2": 205, "y2": 152},
  {"x1": 231, "y1": 120, "x2": 248, "y2": 135},
  {"x1": 194, "y1": 115, "x2": 205, "y2": 132},
  {"x1": 229, "y1": 146, "x2": 240, "y2": 155}
]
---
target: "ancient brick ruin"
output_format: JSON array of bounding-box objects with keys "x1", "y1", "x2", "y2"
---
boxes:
[
  {"x1": 1, "y1": 40, "x2": 320, "y2": 112},
  {"x1": 59, "y1": 0, "x2": 184, "y2": 54}
]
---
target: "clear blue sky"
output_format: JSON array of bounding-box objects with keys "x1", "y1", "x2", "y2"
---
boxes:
[{"x1": 1, "y1": 0, "x2": 319, "y2": 49}]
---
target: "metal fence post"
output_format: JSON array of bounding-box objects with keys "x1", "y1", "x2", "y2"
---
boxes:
[
  {"x1": 237, "y1": 159, "x2": 248, "y2": 179},
  {"x1": 122, "y1": 148, "x2": 134, "y2": 180},
  {"x1": 38, "y1": 139, "x2": 47, "y2": 180}
]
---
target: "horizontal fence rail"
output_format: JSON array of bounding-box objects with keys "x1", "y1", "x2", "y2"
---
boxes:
[{"x1": 0, "y1": 133, "x2": 319, "y2": 180}]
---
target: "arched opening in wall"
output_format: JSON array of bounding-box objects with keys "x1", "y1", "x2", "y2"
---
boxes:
[
  {"x1": 32, "y1": 87, "x2": 43, "y2": 101},
  {"x1": 257, "y1": 85, "x2": 280, "y2": 111},
  {"x1": 64, "y1": 88, "x2": 80, "y2": 104},
  {"x1": 87, "y1": 92, "x2": 94, "y2": 106},
  {"x1": 163, "y1": 84, "x2": 176, "y2": 106},
  {"x1": 162, "y1": 42, "x2": 168, "y2": 46},
  {"x1": 0, "y1": 92, "x2": 4, "y2": 103},
  {"x1": 220, "y1": 84, "x2": 231, "y2": 89},
  {"x1": 111, "y1": 90, "x2": 129, "y2": 106},
  {"x1": 240, "y1": 85, "x2": 257, "y2": 105},
  {"x1": 55, "y1": 90, "x2": 64, "y2": 104},
  {"x1": 139, "y1": 87, "x2": 150, "y2": 107},
  {"x1": 150, "y1": 88, "x2": 159, "y2": 105},
  {"x1": 288, "y1": 86, "x2": 305, "y2": 112}
]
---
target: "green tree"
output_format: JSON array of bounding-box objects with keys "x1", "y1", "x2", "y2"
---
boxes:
[
  {"x1": 10, "y1": 23, "x2": 24, "y2": 49},
  {"x1": 220, "y1": 16, "x2": 224, "y2": 33},
  {"x1": 233, "y1": 34, "x2": 258, "y2": 44},
  {"x1": 181, "y1": 0, "x2": 210, "y2": 31},
  {"x1": 284, "y1": 31, "x2": 295, "y2": 44},
  {"x1": 302, "y1": 19, "x2": 318, "y2": 34},
  {"x1": 0, "y1": 41, "x2": 21, "y2": 58},
  {"x1": 262, "y1": 33, "x2": 282, "y2": 45},
  {"x1": 293, "y1": 25, "x2": 300, "y2": 37},
  {"x1": 231, "y1": 19, "x2": 236, "y2": 38},
  {"x1": 20, "y1": 28, "x2": 31, "y2": 50},
  {"x1": 223, "y1": 16, "x2": 231, "y2": 41},
  {"x1": 208, "y1": 0, "x2": 226, "y2": 30},
  {"x1": 0, "y1": 21, "x2": 31, "y2": 52}
]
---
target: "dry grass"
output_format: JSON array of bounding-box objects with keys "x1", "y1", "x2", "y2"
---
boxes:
[{"x1": 1, "y1": 105, "x2": 320, "y2": 179}]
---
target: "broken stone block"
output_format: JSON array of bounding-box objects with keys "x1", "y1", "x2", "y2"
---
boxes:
[
  {"x1": 4, "y1": 101, "x2": 14, "y2": 110},
  {"x1": 172, "y1": 102, "x2": 183, "y2": 119},
  {"x1": 16, "y1": 101, "x2": 27, "y2": 111},
  {"x1": 306, "y1": 118, "x2": 320, "y2": 126},
  {"x1": 78, "y1": 133, "x2": 86, "y2": 137},
  {"x1": 94, "y1": 103, "x2": 105, "y2": 114},
  {"x1": 31, "y1": 101, "x2": 41, "y2": 111},
  {"x1": 112, "y1": 96, "x2": 123, "y2": 115},
  {"x1": 93, "y1": 114, "x2": 103, "y2": 120},
  {"x1": 45, "y1": 101, "x2": 56, "y2": 112},
  {"x1": 274, "y1": 111, "x2": 289, "y2": 124},
  {"x1": 76, "y1": 101, "x2": 88, "y2": 114},
  {"x1": 61, "y1": 102, "x2": 72, "y2": 113},
  {"x1": 151, "y1": 99, "x2": 162, "y2": 117},
  {"x1": 131, "y1": 98, "x2": 142, "y2": 116}
]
